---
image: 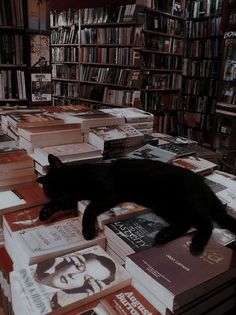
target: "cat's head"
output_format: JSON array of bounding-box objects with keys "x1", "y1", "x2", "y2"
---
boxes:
[{"x1": 37, "y1": 154, "x2": 68, "y2": 199}]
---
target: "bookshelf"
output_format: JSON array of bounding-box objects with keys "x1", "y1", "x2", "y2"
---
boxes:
[
  {"x1": 177, "y1": 0, "x2": 224, "y2": 146},
  {"x1": 0, "y1": 0, "x2": 27, "y2": 105},
  {"x1": 0, "y1": 0, "x2": 51, "y2": 108},
  {"x1": 50, "y1": 8, "x2": 80, "y2": 105},
  {"x1": 139, "y1": 1, "x2": 185, "y2": 134},
  {"x1": 214, "y1": 0, "x2": 236, "y2": 174}
]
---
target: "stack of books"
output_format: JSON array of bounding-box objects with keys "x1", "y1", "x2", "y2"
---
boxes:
[
  {"x1": 171, "y1": 155, "x2": 218, "y2": 176},
  {"x1": 3, "y1": 208, "x2": 105, "y2": 269},
  {"x1": 126, "y1": 233, "x2": 236, "y2": 315},
  {"x1": 4, "y1": 112, "x2": 64, "y2": 141},
  {"x1": 31, "y1": 142, "x2": 103, "y2": 175},
  {"x1": 100, "y1": 107, "x2": 154, "y2": 134},
  {"x1": 87, "y1": 124, "x2": 144, "y2": 159},
  {"x1": 205, "y1": 170, "x2": 236, "y2": 219},
  {"x1": 10, "y1": 245, "x2": 131, "y2": 314},
  {"x1": 104, "y1": 212, "x2": 169, "y2": 265},
  {"x1": 0, "y1": 149, "x2": 36, "y2": 189},
  {"x1": 18, "y1": 123, "x2": 83, "y2": 153}
]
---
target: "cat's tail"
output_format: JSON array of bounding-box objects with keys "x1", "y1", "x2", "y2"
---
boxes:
[{"x1": 212, "y1": 196, "x2": 236, "y2": 233}]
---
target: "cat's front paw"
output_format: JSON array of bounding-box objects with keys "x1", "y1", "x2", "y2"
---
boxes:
[
  {"x1": 154, "y1": 228, "x2": 173, "y2": 244},
  {"x1": 82, "y1": 227, "x2": 96, "y2": 240},
  {"x1": 39, "y1": 205, "x2": 54, "y2": 221}
]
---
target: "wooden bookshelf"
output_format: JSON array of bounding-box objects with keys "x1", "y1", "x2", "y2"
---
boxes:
[
  {"x1": 177, "y1": 0, "x2": 224, "y2": 146},
  {"x1": 214, "y1": 0, "x2": 236, "y2": 174},
  {"x1": 0, "y1": 0, "x2": 52, "y2": 107}
]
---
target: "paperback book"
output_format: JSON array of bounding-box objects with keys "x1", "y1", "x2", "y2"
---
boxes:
[
  {"x1": 172, "y1": 156, "x2": 217, "y2": 176},
  {"x1": 125, "y1": 233, "x2": 236, "y2": 312},
  {"x1": 10, "y1": 245, "x2": 131, "y2": 314},
  {"x1": 125, "y1": 143, "x2": 177, "y2": 163},
  {"x1": 5, "y1": 216, "x2": 106, "y2": 268}
]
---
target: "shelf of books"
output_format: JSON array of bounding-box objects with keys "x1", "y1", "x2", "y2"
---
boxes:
[
  {"x1": 0, "y1": 0, "x2": 52, "y2": 108},
  {"x1": 214, "y1": 0, "x2": 236, "y2": 174},
  {"x1": 177, "y1": 0, "x2": 224, "y2": 146},
  {"x1": 139, "y1": 1, "x2": 185, "y2": 135}
]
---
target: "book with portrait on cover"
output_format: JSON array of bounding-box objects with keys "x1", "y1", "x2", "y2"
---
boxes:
[
  {"x1": 125, "y1": 232, "x2": 236, "y2": 312},
  {"x1": 10, "y1": 245, "x2": 131, "y2": 315}
]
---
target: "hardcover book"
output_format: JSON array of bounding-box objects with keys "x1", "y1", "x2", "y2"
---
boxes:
[
  {"x1": 125, "y1": 233, "x2": 236, "y2": 312},
  {"x1": 10, "y1": 245, "x2": 131, "y2": 314}
]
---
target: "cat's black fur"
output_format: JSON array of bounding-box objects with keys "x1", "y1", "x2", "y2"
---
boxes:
[{"x1": 37, "y1": 154, "x2": 236, "y2": 252}]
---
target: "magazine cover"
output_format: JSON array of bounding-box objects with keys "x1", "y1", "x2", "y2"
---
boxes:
[{"x1": 31, "y1": 73, "x2": 52, "y2": 102}]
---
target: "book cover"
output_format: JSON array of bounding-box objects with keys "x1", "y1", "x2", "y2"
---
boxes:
[
  {"x1": 34, "y1": 143, "x2": 102, "y2": 162},
  {"x1": 3, "y1": 204, "x2": 76, "y2": 234},
  {"x1": 126, "y1": 233, "x2": 236, "y2": 311},
  {"x1": 0, "y1": 183, "x2": 48, "y2": 216},
  {"x1": 78, "y1": 201, "x2": 149, "y2": 230},
  {"x1": 10, "y1": 245, "x2": 131, "y2": 314},
  {"x1": 7, "y1": 217, "x2": 106, "y2": 266},
  {"x1": 100, "y1": 107, "x2": 154, "y2": 123},
  {"x1": 18, "y1": 123, "x2": 83, "y2": 148},
  {"x1": 105, "y1": 212, "x2": 168, "y2": 257},
  {"x1": 0, "y1": 134, "x2": 16, "y2": 148},
  {"x1": 30, "y1": 34, "x2": 50, "y2": 68},
  {"x1": 0, "y1": 149, "x2": 34, "y2": 171},
  {"x1": 31, "y1": 73, "x2": 52, "y2": 102},
  {"x1": 65, "y1": 285, "x2": 160, "y2": 315},
  {"x1": 8, "y1": 112, "x2": 63, "y2": 129},
  {"x1": 172, "y1": 156, "x2": 217, "y2": 176},
  {"x1": 125, "y1": 144, "x2": 177, "y2": 162}
]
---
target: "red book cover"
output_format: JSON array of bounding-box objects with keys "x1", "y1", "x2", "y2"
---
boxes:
[
  {"x1": 0, "y1": 150, "x2": 33, "y2": 168},
  {"x1": 4, "y1": 205, "x2": 76, "y2": 233}
]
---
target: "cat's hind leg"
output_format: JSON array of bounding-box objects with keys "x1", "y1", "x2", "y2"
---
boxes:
[{"x1": 191, "y1": 214, "x2": 213, "y2": 253}]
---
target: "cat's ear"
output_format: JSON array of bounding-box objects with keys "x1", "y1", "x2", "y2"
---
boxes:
[{"x1": 48, "y1": 154, "x2": 63, "y2": 170}]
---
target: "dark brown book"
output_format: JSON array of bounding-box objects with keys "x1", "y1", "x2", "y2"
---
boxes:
[{"x1": 126, "y1": 233, "x2": 236, "y2": 312}]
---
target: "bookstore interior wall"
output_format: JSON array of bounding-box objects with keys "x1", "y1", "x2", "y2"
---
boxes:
[{"x1": 0, "y1": 0, "x2": 236, "y2": 169}]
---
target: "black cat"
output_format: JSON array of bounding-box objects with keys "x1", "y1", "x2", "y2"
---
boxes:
[{"x1": 37, "y1": 154, "x2": 236, "y2": 252}]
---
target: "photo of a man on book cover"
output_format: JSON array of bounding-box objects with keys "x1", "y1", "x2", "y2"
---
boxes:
[{"x1": 32, "y1": 251, "x2": 117, "y2": 311}]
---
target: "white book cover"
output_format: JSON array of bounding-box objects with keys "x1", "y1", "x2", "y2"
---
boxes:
[
  {"x1": 10, "y1": 245, "x2": 131, "y2": 315},
  {"x1": 125, "y1": 144, "x2": 177, "y2": 162},
  {"x1": 9, "y1": 217, "x2": 106, "y2": 266},
  {"x1": 100, "y1": 107, "x2": 154, "y2": 122},
  {"x1": 34, "y1": 143, "x2": 102, "y2": 162},
  {"x1": 0, "y1": 191, "x2": 26, "y2": 211}
]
